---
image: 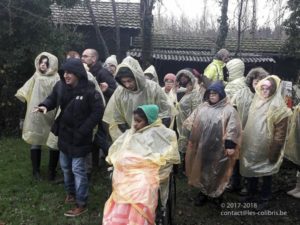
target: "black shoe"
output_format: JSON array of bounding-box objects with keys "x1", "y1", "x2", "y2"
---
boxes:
[
  {"x1": 194, "y1": 192, "x2": 207, "y2": 207},
  {"x1": 239, "y1": 187, "x2": 248, "y2": 196},
  {"x1": 240, "y1": 194, "x2": 256, "y2": 203},
  {"x1": 256, "y1": 200, "x2": 269, "y2": 211},
  {"x1": 33, "y1": 171, "x2": 42, "y2": 181},
  {"x1": 226, "y1": 183, "x2": 242, "y2": 193}
]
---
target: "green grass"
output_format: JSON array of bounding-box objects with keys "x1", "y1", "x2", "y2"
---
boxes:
[{"x1": 0, "y1": 137, "x2": 299, "y2": 225}]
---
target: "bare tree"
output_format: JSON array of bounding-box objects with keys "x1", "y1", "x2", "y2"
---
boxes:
[
  {"x1": 235, "y1": 0, "x2": 245, "y2": 56},
  {"x1": 140, "y1": 0, "x2": 156, "y2": 69},
  {"x1": 200, "y1": 0, "x2": 208, "y2": 34},
  {"x1": 250, "y1": 0, "x2": 257, "y2": 40},
  {"x1": 85, "y1": 0, "x2": 109, "y2": 58},
  {"x1": 111, "y1": 0, "x2": 121, "y2": 61},
  {"x1": 216, "y1": 0, "x2": 229, "y2": 50}
]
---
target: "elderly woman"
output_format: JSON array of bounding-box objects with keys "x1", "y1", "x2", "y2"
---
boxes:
[
  {"x1": 183, "y1": 81, "x2": 242, "y2": 206},
  {"x1": 240, "y1": 75, "x2": 292, "y2": 209}
]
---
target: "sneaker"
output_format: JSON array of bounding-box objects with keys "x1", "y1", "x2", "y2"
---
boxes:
[
  {"x1": 64, "y1": 206, "x2": 88, "y2": 217},
  {"x1": 65, "y1": 194, "x2": 76, "y2": 204}
]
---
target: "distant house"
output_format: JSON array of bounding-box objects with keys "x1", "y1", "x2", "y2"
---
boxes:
[
  {"x1": 127, "y1": 34, "x2": 296, "y2": 83},
  {"x1": 50, "y1": 1, "x2": 140, "y2": 60}
]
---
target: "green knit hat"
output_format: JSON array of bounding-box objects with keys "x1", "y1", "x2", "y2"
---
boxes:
[{"x1": 137, "y1": 104, "x2": 159, "y2": 124}]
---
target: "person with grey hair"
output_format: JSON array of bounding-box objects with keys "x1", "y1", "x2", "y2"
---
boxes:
[{"x1": 204, "y1": 48, "x2": 230, "y2": 83}]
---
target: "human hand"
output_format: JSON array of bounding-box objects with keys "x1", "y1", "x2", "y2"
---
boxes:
[
  {"x1": 100, "y1": 82, "x2": 108, "y2": 92},
  {"x1": 32, "y1": 106, "x2": 47, "y2": 114},
  {"x1": 225, "y1": 148, "x2": 235, "y2": 156}
]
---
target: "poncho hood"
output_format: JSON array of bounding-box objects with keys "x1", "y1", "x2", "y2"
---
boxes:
[
  {"x1": 144, "y1": 65, "x2": 159, "y2": 83},
  {"x1": 34, "y1": 52, "x2": 58, "y2": 76},
  {"x1": 115, "y1": 56, "x2": 146, "y2": 93},
  {"x1": 176, "y1": 68, "x2": 197, "y2": 89},
  {"x1": 138, "y1": 104, "x2": 159, "y2": 124}
]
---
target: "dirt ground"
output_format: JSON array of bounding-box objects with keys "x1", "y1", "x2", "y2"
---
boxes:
[{"x1": 173, "y1": 158, "x2": 300, "y2": 225}]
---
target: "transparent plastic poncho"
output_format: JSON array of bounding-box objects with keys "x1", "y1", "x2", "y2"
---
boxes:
[
  {"x1": 285, "y1": 105, "x2": 300, "y2": 166},
  {"x1": 103, "y1": 120, "x2": 180, "y2": 224},
  {"x1": 15, "y1": 52, "x2": 60, "y2": 145},
  {"x1": 176, "y1": 69, "x2": 205, "y2": 153},
  {"x1": 225, "y1": 77, "x2": 247, "y2": 100},
  {"x1": 103, "y1": 57, "x2": 173, "y2": 137},
  {"x1": 231, "y1": 87, "x2": 254, "y2": 129},
  {"x1": 240, "y1": 75, "x2": 292, "y2": 177},
  {"x1": 183, "y1": 98, "x2": 242, "y2": 197}
]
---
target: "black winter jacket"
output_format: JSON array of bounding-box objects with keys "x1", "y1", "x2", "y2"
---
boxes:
[
  {"x1": 89, "y1": 62, "x2": 117, "y2": 101},
  {"x1": 40, "y1": 58, "x2": 104, "y2": 157}
]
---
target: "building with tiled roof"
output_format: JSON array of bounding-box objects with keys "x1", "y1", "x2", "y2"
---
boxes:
[
  {"x1": 50, "y1": 1, "x2": 140, "y2": 60},
  {"x1": 51, "y1": 2, "x2": 140, "y2": 29},
  {"x1": 128, "y1": 34, "x2": 285, "y2": 63}
]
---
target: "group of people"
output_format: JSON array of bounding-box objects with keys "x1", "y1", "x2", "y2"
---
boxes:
[{"x1": 15, "y1": 48, "x2": 300, "y2": 223}]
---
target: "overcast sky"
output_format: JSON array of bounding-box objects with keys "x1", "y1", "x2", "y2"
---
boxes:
[{"x1": 115, "y1": 0, "x2": 289, "y2": 29}]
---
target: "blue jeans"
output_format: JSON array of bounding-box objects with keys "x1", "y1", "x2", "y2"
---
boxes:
[{"x1": 60, "y1": 151, "x2": 88, "y2": 207}]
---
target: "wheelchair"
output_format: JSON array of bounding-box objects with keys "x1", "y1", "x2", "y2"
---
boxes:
[
  {"x1": 155, "y1": 168, "x2": 177, "y2": 225},
  {"x1": 106, "y1": 165, "x2": 177, "y2": 225}
]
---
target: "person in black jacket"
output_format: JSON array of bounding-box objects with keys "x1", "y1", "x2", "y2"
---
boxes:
[
  {"x1": 81, "y1": 49, "x2": 116, "y2": 170},
  {"x1": 34, "y1": 58, "x2": 103, "y2": 217}
]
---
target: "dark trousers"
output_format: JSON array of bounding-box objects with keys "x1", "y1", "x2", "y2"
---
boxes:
[
  {"x1": 231, "y1": 160, "x2": 241, "y2": 188},
  {"x1": 247, "y1": 176, "x2": 272, "y2": 200}
]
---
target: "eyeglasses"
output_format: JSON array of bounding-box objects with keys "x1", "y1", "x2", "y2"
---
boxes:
[
  {"x1": 165, "y1": 80, "x2": 175, "y2": 83},
  {"x1": 209, "y1": 91, "x2": 218, "y2": 96}
]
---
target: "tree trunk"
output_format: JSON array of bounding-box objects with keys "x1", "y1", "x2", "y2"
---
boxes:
[
  {"x1": 235, "y1": 0, "x2": 245, "y2": 56},
  {"x1": 85, "y1": 0, "x2": 109, "y2": 58},
  {"x1": 111, "y1": 0, "x2": 121, "y2": 61},
  {"x1": 251, "y1": 0, "x2": 257, "y2": 40},
  {"x1": 216, "y1": 0, "x2": 229, "y2": 51},
  {"x1": 140, "y1": 0, "x2": 155, "y2": 69}
]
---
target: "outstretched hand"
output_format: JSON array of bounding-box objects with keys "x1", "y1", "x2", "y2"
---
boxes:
[{"x1": 32, "y1": 106, "x2": 47, "y2": 114}]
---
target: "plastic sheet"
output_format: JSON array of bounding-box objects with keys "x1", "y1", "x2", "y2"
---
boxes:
[
  {"x1": 103, "y1": 120, "x2": 180, "y2": 224},
  {"x1": 15, "y1": 52, "x2": 60, "y2": 145},
  {"x1": 285, "y1": 105, "x2": 300, "y2": 166},
  {"x1": 183, "y1": 98, "x2": 242, "y2": 197},
  {"x1": 240, "y1": 75, "x2": 292, "y2": 177}
]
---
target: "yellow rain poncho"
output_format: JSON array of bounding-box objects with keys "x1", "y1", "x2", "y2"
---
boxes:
[
  {"x1": 103, "y1": 57, "x2": 173, "y2": 138},
  {"x1": 176, "y1": 69, "x2": 205, "y2": 153},
  {"x1": 183, "y1": 94, "x2": 242, "y2": 197},
  {"x1": 285, "y1": 105, "x2": 300, "y2": 166},
  {"x1": 144, "y1": 65, "x2": 159, "y2": 83},
  {"x1": 231, "y1": 87, "x2": 254, "y2": 129},
  {"x1": 240, "y1": 75, "x2": 292, "y2": 177},
  {"x1": 103, "y1": 119, "x2": 180, "y2": 225},
  {"x1": 15, "y1": 52, "x2": 60, "y2": 145}
]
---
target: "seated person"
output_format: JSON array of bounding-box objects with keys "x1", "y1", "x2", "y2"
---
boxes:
[{"x1": 102, "y1": 104, "x2": 180, "y2": 225}]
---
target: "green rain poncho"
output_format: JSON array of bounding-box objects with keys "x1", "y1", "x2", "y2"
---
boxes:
[
  {"x1": 103, "y1": 56, "x2": 173, "y2": 137},
  {"x1": 15, "y1": 52, "x2": 60, "y2": 145},
  {"x1": 240, "y1": 75, "x2": 292, "y2": 177},
  {"x1": 176, "y1": 69, "x2": 205, "y2": 153},
  {"x1": 183, "y1": 94, "x2": 242, "y2": 197},
  {"x1": 285, "y1": 105, "x2": 300, "y2": 166}
]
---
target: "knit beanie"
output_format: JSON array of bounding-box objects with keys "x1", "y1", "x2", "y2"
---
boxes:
[
  {"x1": 137, "y1": 104, "x2": 159, "y2": 124},
  {"x1": 164, "y1": 73, "x2": 176, "y2": 82},
  {"x1": 226, "y1": 58, "x2": 245, "y2": 82}
]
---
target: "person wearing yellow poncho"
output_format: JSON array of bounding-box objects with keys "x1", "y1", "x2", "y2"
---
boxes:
[
  {"x1": 183, "y1": 81, "x2": 242, "y2": 206},
  {"x1": 102, "y1": 56, "x2": 173, "y2": 140},
  {"x1": 227, "y1": 67, "x2": 268, "y2": 192},
  {"x1": 103, "y1": 104, "x2": 180, "y2": 225},
  {"x1": 285, "y1": 75, "x2": 300, "y2": 199},
  {"x1": 240, "y1": 75, "x2": 292, "y2": 209},
  {"x1": 15, "y1": 52, "x2": 60, "y2": 180},
  {"x1": 144, "y1": 65, "x2": 159, "y2": 83},
  {"x1": 224, "y1": 58, "x2": 247, "y2": 100}
]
